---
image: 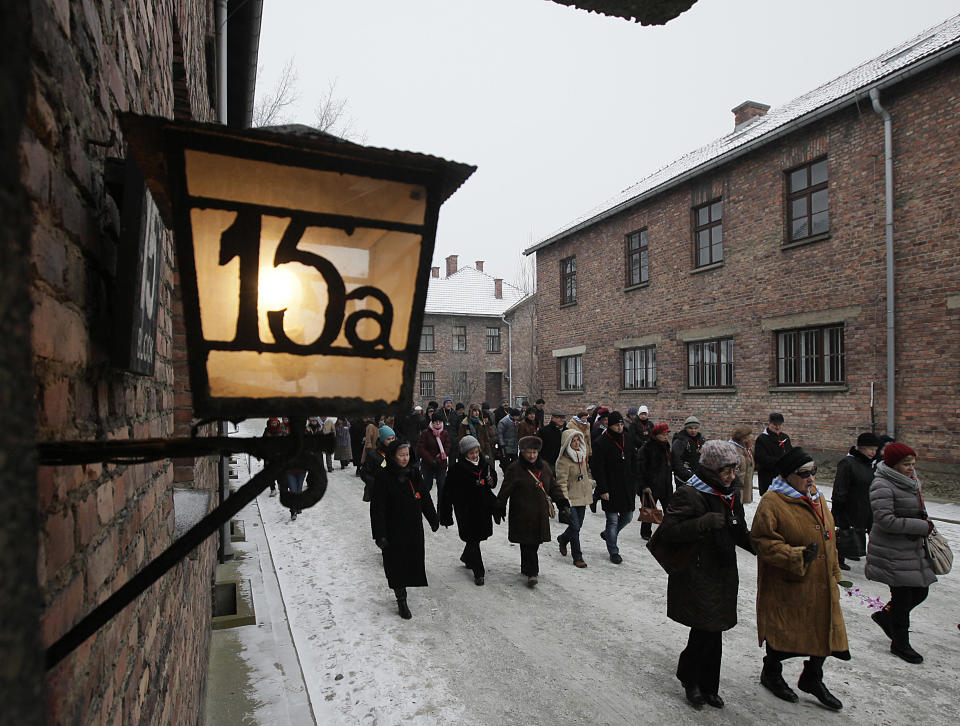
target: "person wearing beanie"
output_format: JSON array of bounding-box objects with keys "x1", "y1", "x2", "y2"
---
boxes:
[
  {"x1": 437, "y1": 435, "x2": 499, "y2": 585},
  {"x1": 370, "y1": 439, "x2": 440, "y2": 620},
  {"x1": 593, "y1": 411, "x2": 636, "y2": 564},
  {"x1": 591, "y1": 408, "x2": 610, "y2": 442},
  {"x1": 497, "y1": 408, "x2": 522, "y2": 475},
  {"x1": 537, "y1": 409, "x2": 567, "y2": 469},
  {"x1": 831, "y1": 432, "x2": 881, "y2": 570},
  {"x1": 495, "y1": 435, "x2": 570, "y2": 588},
  {"x1": 417, "y1": 412, "x2": 452, "y2": 500},
  {"x1": 658, "y1": 440, "x2": 754, "y2": 709},
  {"x1": 459, "y1": 403, "x2": 497, "y2": 463},
  {"x1": 672, "y1": 416, "x2": 705, "y2": 486},
  {"x1": 359, "y1": 424, "x2": 397, "y2": 503},
  {"x1": 553, "y1": 429, "x2": 594, "y2": 568},
  {"x1": 636, "y1": 422, "x2": 674, "y2": 540},
  {"x1": 729, "y1": 425, "x2": 755, "y2": 505},
  {"x1": 751, "y1": 447, "x2": 849, "y2": 712},
  {"x1": 629, "y1": 405, "x2": 655, "y2": 461},
  {"x1": 754, "y1": 413, "x2": 793, "y2": 495},
  {"x1": 493, "y1": 398, "x2": 511, "y2": 426},
  {"x1": 872, "y1": 434, "x2": 895, "y2": 470},
  {"x1": 865, "y1": 442, "x2": 936, "y2": 664}
]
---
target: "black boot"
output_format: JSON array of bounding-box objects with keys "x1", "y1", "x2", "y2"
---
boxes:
[
  {"x1": 797, "y1": 660, "x2": 842, "y2": 710},
  {"x1": 871, "y1": 608, "x2": 894, "y2": 640},
  {"x1": 640, "y1": 522, "x2": 652, "y2": 540},
  {"x1": 890, "y1": 627, "x2": 923, "y2": 664},
  {"x1": 760, "y1": 660, "x2": 798, "y2": 703},
  {"x1": 682, "y1": 682, "x2": 705, "y2": 707},
  {"x1": 394, "y1": 587, "x2": 412, "y2": 619}
]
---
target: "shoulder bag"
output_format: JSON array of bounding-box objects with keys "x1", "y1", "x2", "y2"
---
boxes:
[
  {"x1": 926, "y1": 528, "x2": 953, "y2": 576},
  {"x1": 638, "y1": 488, "x2": 663, "y2": 525}
]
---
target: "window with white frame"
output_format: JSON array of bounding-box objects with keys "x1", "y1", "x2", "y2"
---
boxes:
[{"x1": 623, "y1": 346, "x2": 656, "y2": 389}]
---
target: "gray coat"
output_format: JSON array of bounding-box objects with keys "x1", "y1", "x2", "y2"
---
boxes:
[{"x1": 865, "y1": 464, "x2": 937, "y2": 588}]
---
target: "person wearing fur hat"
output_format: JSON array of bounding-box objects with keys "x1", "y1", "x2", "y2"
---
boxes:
[
  {"x1": 754, "y1": 413, "x2": 793, "y2": 495},
  {"x1": 637, "y1": 422, "x2": 674, "y2": 540},
  {"x1": 370, "y1": 439, "x2": 440, "y2": 619},
  {"x1": 751, "y1": 447, "x2": 849, "y2": 712},
  {"x1": 495, "y1": 436, "x2": 571, "y2": 587},
  {"x1": 672, "y1": 416, "x2": 705, "y2": 486},
  {"x1": 831, "y1": 432, "x2": 880, "y2": 570},
  {"x1": 554, "y1": 428, "x2": 594, "y2": 568},
  {"x1": 438, "y1": 435, "x2": 499, "y2": 585},
  {"x1": 593, "y1": 411, "x2": 636, "y2": 563},
  {"x1": 658, "y1": 440, "x2": 754, "y2": 709},
  {"x1": 865, "y1": 442, "x2": 937, "y2": 664},
  {"x1": 417, "y1": 412, "x2": 452, "y2": 499},
  {"x1": 360, "y1": 425, "x2": 396, "y2": 502}
]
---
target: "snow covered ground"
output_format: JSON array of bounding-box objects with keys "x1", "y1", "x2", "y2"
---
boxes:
[{"x1": 239, "y1": 433, "x2": 960, "y2": 725}]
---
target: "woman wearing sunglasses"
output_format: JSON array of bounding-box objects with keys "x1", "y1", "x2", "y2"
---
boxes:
[{"x1": 751, "y1": 448, "x2": 849, "y2": 711}]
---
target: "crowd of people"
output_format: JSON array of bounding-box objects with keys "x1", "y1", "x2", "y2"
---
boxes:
[{"x1": 263, "y1": 400, "x2": 947, "y2": 712}]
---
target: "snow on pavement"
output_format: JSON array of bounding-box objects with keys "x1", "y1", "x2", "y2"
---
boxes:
[{"x1": 256, "y1": 461, "x2": 960, "y2": 726}]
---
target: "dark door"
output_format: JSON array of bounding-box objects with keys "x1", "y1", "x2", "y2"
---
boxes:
[{"x1": 485, "y1": 372, "x2": 502, "y2": 406}]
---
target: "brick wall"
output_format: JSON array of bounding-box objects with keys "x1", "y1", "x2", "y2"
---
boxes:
[
  {"x1": 505, "y1": 296, "x2": 540, "y2": 405},
  {"x1": 26, "y1": 2, "x2": 221, "y2": 724},
  {"x1": 533, "y1": 57, "x2": 960, "y2": 466}
]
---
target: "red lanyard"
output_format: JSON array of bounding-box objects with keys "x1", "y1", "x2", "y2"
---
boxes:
[
  {"x1": 527, "y1": 469, "x2": 544, "y2": 491},
  {"x1": 605, "y1": 431, "x2": 626, "y2": 460},
  {"x1": 803, "y1": 495, "x2": 829, "y2": 539},
  {"x1": 407, "y1": 476, "x2": 421, "y2": 500},
  {"x1": 713, "y1": 492, "x2": 735, "y2": 513}
]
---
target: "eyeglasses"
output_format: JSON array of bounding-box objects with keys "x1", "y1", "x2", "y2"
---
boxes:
[{"x1": 794, "y1": 467, "x2": 818, "y2": 478}]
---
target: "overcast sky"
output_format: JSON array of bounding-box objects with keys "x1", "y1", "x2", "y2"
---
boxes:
[{"x1": 255, "y1": 0, "x2": 959, "y2": 287}]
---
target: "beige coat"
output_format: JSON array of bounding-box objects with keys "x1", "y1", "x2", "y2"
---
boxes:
[
  {"x1": 734, "y1": 442, "x2": 754, "y2": 504},
  {"x1": 554, "y1": 429, "x2": 594, "y2": 507},
  {"x1": 565, "y1": 418, "x2": 592, "y2": 458},
  {"x1": 751, "y1": 488, "x2": 849, "y2": 657}
]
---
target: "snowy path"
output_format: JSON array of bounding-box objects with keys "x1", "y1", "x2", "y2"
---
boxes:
[{"x1": 257, "y1": 463, "x2": 960, "y2": 725}]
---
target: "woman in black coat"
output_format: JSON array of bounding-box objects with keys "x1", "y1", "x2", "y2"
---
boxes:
[
  {"x1": 438, "y1": 435, "x2": 498, "y2": 585},
  {"x1": 370, "y1": 439, "x2": 440, "y2": 619},
  {"x1": 657, "y1": 441, "x2": 754, "y2": 709},
  {"x1": 831, "y1": 432, "x2": 880, "y2": 569},
  {"x1": 637, "y1": 422, "x2": 674, "y2": 540}
]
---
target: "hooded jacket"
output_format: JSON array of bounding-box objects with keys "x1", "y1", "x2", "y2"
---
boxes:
[{"x1": 553, "y1": 429, "x2": 594, "y2": 507}]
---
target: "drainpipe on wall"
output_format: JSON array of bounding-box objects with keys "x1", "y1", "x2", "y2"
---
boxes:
[
  {"x1": 869, "y1": 88, "x2": 896, "y2": 439},
  {"x1": 501, "y1": 313, "x2": 513, "y2": 407}
]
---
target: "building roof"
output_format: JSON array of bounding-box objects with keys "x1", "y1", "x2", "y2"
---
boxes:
[
  {"x1": 424, "y1": 266, "x2": 529, "y2": 317},
  {"x1": 525, "y1": 13, "x2": 960, "y2": 255}
]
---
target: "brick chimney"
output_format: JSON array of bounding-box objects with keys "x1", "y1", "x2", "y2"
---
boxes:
[
  {"x1": 431, "y1": 266, "x2": 440, "y2": 278},
  {"x1": 445, "y1": 255, "x2": 458, "y2": 278},
  {"x1": 731, "y1": 100, "x2": 770, "y2": 130},
  {"x1": 494, "y1": 278, "x2": 503, "y2": 299},
  {"x1": 475, "y1": 260, "x2": 484, "y2": 272}
]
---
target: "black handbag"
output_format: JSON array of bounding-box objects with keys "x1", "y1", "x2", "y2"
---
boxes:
[{"x1": 836, "y1": 527, "x2": 865, "y2": 559}]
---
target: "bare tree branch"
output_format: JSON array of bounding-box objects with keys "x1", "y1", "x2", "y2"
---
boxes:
[
  {"x1": 252, "y1": 57, "x2": 300, "y2": 127},
  {"x1": 314, "y1": 79, "x2": 367, "y2": 143}
]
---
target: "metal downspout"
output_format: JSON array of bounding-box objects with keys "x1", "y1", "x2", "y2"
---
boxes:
[
  {"x1": 869, "y1": 88, "x2": 895, "y2": 438},
  {"x1": 501, "y1": 313, "x2": 513, "y2": 406}
]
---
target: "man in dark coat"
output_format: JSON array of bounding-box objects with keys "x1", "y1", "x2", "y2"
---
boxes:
[
  {"x1": 672, "y1": 416, "x2": 705, "y2": 486},
  {"x1": 754, "y1": 412, "x2": 793, "y2": 495},
  {"x1": 537, "y1": 409, "x2": 566, "y2": 468},
  {"x1": 400, "y1": 406, "x2": 426, "y2": 459},
  {"x1": 637, "y1": 422, "x2": 674, "y2": 540},
  {"x1": 493, "y1": 398, "x2": 510, "y2": 426},
  {"x1": 438, "y1": 435, "x2": 498, "y2": 585},
  {"x1": 350, "y1": 417, "x2": 368, "y2": 477},
  {"x1": 658, "y1": 441, "x2": 754, "y2": 708},
  {"x1": 533, "y1": 398, "x2": 546, "y2": 429},
  {"x1": 593, "y1": 411, "x2": 636, "y2": 564},
  {"x1": 370, "y1": 440, "x2": 439, "y2": 619},
  {"x1": 831, "y1": 432, "x2": 880, "y2": 569}
]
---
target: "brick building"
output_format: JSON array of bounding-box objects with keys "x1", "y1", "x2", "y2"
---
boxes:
[
  {"x1": 3, "y1": 1, "x2": 261, "y2": 724},
  {"x1": 414, "y1": 255, "x2": 536, "y2": 408},
  {"x1": 525, "y1": 15, "x2": 960, "y2": 467}
]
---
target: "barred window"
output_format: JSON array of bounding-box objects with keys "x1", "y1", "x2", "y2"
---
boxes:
[
  {"x1": 623, "y1": 346, "x2": 656, "y2": 389},
  {"x1": 486, "y1": 327, "x2": 501, "y2": 353},
  {"x1": 787, "y1": 159, "x2": 829, "y2": 242},
  {"x1": 687, "y1": 338, "x2": 734, "y2": 389},
  {"x1": 420, "y1": 325, "x2": 435, "y2": 352},
  {"x1": 625, "y1": 229, "x2": 649, "y2": 286},
  {"x1": 420, "y1": 371, "x2": 435, "y2": 397},
  {"x1": 560, "y1": 256, "x2": 577, "y2": 305},
  {"x1": 453, "y1": 325, "x2": 467, "y2": 352},
  {"x1": 777, "y1": 325, "x2": 844, "y2": 385},
  {"x1": 558, "y1": 355, "x2": 583, "y2": 391},
  {"x1": 693, "y1": 199, "x2": 723, "y2": 267}
]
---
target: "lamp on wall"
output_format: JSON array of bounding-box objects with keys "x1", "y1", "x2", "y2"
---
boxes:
[{"x1": 39, "y1": 115, "x2": 475, "y2": 669}]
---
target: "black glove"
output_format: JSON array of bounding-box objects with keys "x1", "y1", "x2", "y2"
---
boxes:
[
  {"x1": 440, "y1": 515, "x2": 454, "y2": 528},
  {"x1": 802, "y1": 542, "x2": 819, "y2": 564},
  {"x1": 558, "y1": 507, "x2": 572, "y2": 525},
  {"x1": 697, "y1": 512, "x2": 726, "y2": 532},
  {"x1": 490, "y1": 469, "x2": 498, "y2": 487},
  {"x1": 430, "y1": 519, "x2": 440, "y2": 533},
  {"x1": 493, "y1": 508, "x2": 504, "y2": 525},
  {"x1": 375, "y1": 537, "x2": 389, "y2": 551}
]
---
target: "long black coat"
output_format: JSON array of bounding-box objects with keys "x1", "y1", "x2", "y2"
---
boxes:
[
  {"x1": 496, "y1": 459, "x2": 565, "y2": 545},
  {"x1": 537, "y1": 422, "x2": 565, "y2": 470},
  {"x1": 628, "y1": 417, "x2": 655, "y2": 459},
  {"x1": 754, "y1": 430, "x2": 792, "y2": 489},
  {"x1": 350, "y1": 419, "x2": 367, "y2": 464},
  {"x1": 671, "y1": 430, "x2": 704, "y2": 484},
  {"x1": 370, "y1": 462, "x2": 439, "y2": 589},
  {"x1": 659, "y1": 479, "x2": 753, "y2": 631},
  {"x1": 831, "y1": 448, "x2": 875, "y2": 531},
  {"x1": 637, "y1": 438, "x2": 674, "y2": 505},
  {"x1": 593, "y1": 429, "x2": 636, "y2": 513},
  {"x1": 439, "y1": 455, "x2": 497, "y2": 543}
]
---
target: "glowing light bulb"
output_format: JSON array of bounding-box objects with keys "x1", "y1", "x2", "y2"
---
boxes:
[{"x1": 259, "y1": 266, "x2": 302, "y2": 310}]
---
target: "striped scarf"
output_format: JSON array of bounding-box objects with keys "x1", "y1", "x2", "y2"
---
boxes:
[
  {"x1": 768, "y1": 476, "x2": 820, "y2": 501},
  {"x1": 687, "y1": 473, "x2": 734, "y2": 502}
]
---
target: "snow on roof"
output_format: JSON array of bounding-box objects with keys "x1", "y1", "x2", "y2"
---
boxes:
[
  {"x1": 526, "y1": 13, "x2": 960, "y2": 253},
  {"x1": 423, "y1": 265, "x2": 529, "y2": 316}
]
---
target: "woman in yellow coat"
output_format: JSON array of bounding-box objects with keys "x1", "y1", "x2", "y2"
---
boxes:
[{"x1": 751, "y1": 447, "x2": 849, "y2": 712}]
